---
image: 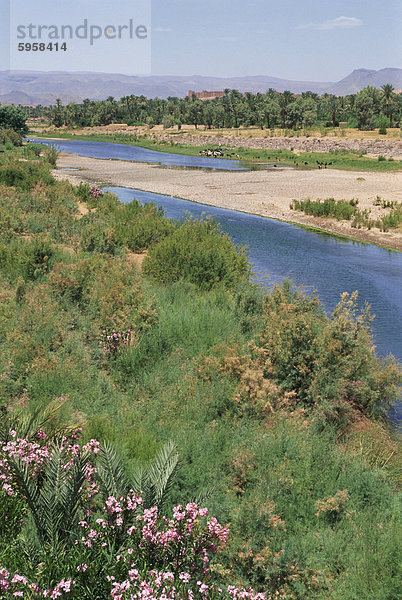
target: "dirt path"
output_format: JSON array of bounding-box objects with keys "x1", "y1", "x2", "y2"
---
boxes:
[{"x1": 53, "y1": 153, "x2": 402, "y2": 251}]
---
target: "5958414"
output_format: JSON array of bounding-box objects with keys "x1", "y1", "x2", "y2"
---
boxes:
[{"x1": 18, "y1": 42, "x2": 67, "y2": 51}]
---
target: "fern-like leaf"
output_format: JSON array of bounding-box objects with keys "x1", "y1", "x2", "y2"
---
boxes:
[
  {"x1": 97, "y1": 443, "x2": 130, "y2": 499},
  {"x1": 144, "y1": 441, "x2": 181, "y2": 509}
]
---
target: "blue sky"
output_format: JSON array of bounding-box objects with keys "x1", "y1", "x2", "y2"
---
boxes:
[{"x1": 1, "y1": 0, "x2": 401, "y2": 80}]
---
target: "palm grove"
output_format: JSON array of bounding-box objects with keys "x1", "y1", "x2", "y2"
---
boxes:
[{"x1": 26, "y1": 84, "x2": 402, "y2": 132}]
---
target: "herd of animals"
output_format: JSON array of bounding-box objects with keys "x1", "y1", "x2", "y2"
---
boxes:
[
  {"x1": 198, "y1": 147, "x2": 333, "y2": 168},
  {"x1": 199, "y1": 148, "x2": 240, "y2": 158}
]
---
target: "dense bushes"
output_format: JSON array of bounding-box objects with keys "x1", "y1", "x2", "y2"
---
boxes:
[
  {"x1": 259, "y1": 285, "x2": 400, "y2": 422},
  {"x1": 0, "y1": 236, "x2": 58, "y2": 282},
  {"x1": 112, "y1": 199, "x2": 175, "y2": 251},
  {"x1": 0, "y1": 105, "x2": 27, "y2": 135},
  {"x1": 143, "y1": 216, "x2": 250, "y2": 289},
  {"x1": 0, "y1": 127, "x2": 22, "y2": 147},
  {"x1": 0, "y1": 147, "x2": 400, "y2": 599},
  {"x1": 0, "y1": 161, "x2": 54, "y2": 191},
  {"x1": 378, "y1": 202, "x2": 402, "y2": 231},
  {"x1": 206, "y1": 284, "x2": 400, "y2": 426}
]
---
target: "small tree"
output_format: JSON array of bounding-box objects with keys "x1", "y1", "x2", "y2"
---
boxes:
[
  {"x1": 162, "y1": 114, "x2": 175, "y2": 129},
  {"x1": 0, "y1": 105, "x2": 28, "y2": 135}
]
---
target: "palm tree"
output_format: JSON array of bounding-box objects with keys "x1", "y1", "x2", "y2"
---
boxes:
[
  {"x1": 97, "y1": 440, "x2": 181, "y2": 510},
  {"x1": 0, "y1": 401, "x2": 65, "y2": 445},
  {"x1": 52, "y1": 98, "x2": 64, "y2": 128},
  {"x1": 279, "y1": 90, "x2": 294, "y2": 128},
  {"x1": 8, "y1": 443, "x2": 89, "y2": 555},
  {"x1": 381, "y1": 84, "x2": 395, "y2": 127}
]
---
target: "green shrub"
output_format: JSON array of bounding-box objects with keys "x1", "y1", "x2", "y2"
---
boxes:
[
  {"x1": 44, "y1": 144, "x2": 59, "y2": 166},
  {"x1": 74, "y1": 182, "x2": 91, "y2": 202},
  {"x1": 0, "y1": 236, "x2": 57, "y2": 282},
  {"x1": 291, "y1": 198, "x2": 358, "y2": 221},
  {"x1": 378, "y1": 203, "x2": 402, "y2": 231},
  {"x1": 80, "y1": 217, "x2": 118, "y2": 254},
  {"x1": 0, "y1": 105, "x2": 27, "y2": 135},
  {"x1": 112, "y1": 199, "x2": 174, "y2": 251},
  {"x1": 0, "y1": 162, "x2": 53, "y2": 191},
  {"x1": 0, "y1": 127, "x2": 22, "y2": 146},
  {"x1": 23, "y1": 143, "x2": 42, "y2": 158},
  {"x1": 291, "y1": 197, "x2": 382, "y2": 230},
  {"x1": 143, "y1": 216, "x2": 250, "y2": 290},
  {"x1": 247, "y1": 284, "x2": 400, "y2": 424},
  {"x1": 376, "y1": 115, "x2": 389, "y2": 135}
]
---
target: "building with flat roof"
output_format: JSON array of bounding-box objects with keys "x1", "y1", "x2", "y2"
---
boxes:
[{"x1": 188, "y1": 90, "x2": 225, "y2": 101}]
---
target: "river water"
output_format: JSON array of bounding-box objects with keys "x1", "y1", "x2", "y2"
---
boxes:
[
  {"x1": 31, "y1": 138, "x2": 402, "y2": 422},
  {"x1": 105, "y1": 187, "x2": 401, "y2": 355},
  {"x1": 30, "y1": 138, "x2": 250, "y2": 170}
]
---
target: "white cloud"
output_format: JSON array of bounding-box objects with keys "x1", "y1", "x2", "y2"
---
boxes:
[
  {"x1": 154, "y1": 27, "x2": 172, "y2": 32},
  {"x1": 222, "y1": 36, "x2": 237, "y2": 42},
  {"x1": 296, "y1": 16, "x2": 363, "y2": 31}
]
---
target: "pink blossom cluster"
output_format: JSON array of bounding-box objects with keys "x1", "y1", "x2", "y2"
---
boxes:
[
  {"x1": 1, "y1": 432, "x2": 51, "y2": 496},
  {"x1": 139, "y1": 502, "x2": 229, "y2": 563},
  {"x1": 76, "y1": 491, "x2": 143, "y2": 548},
  {"x1": 0, "y1": 432, "x2": 269, "y2": 600},
  {"x1": 89, "y1": 185, "x2": 103, "y2": 200},
  {"x1": 72, "y1": 494, "x2": 229, "y2": 584},
  {"x1": 0, "y1": 568, "x2": 74, "y2": 598},
  {"x1": 99, "y1": 328, "x2": 132, "y2": 354},
  {"x1": 109, "y1": 568, "x2": 270, "y2": 600},
  {"x1": 0, "y1": 428, "x2": 97, "y2": 498}
]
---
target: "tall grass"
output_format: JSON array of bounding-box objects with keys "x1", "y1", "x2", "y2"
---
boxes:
[{"x1": 291, "y1": 197, "x2": 402, "y2": 231}]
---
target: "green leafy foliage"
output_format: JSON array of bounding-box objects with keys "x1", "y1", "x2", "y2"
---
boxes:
[
  {"x1": 0, "y1": 105, "x2": 28, "y2": 135},
  {"x1": 256, "y1": 285, "x2": 400, "y2": 423},
  {"x1": 0, "y1": 149, "x2": 400, "y2": 599},
  {"x1": 143, "y1": 216, "x2": 250, "y2": 289},
  {"x1": 291, "y1": 197, "x2": 359, "y2": 220},
  {"x1": 112, "y1": 199, "x2": 175, "y2": 251},
  {"x1": 0, "y1": 161, "x2": 54, "y2": 191},
  {"x1": 0, "y1": 236, "x2": 58, "y2": 282},
  {"x1": 0, "y1": 127, "x2": 22, "y2": 147}
]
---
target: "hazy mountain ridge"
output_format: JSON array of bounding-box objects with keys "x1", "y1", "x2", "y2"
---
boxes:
[{"x1": 0, "y1": 68, "x2": 401, "y2": 105}]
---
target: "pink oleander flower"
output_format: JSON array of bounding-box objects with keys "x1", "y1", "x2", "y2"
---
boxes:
[{"x1": 89, "y1": 185, "x2": 103, "y2": 200}]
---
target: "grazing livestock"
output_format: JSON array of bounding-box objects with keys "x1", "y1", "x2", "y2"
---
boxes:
[{"x1": 199, "y1": 148, "x2": 224, "y2": 158}]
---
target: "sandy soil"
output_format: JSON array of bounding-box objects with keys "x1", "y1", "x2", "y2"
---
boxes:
[{"x1": 53, "y1": 152, "x2": 402, "y2": 251}]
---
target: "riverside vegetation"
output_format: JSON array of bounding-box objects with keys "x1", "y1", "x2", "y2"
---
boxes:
[
  {"x1": 0, "y1": 137, "x2": 401, "y2": 599},
  {"x1": 28, "y1": 85, "x2": 402, "y2": 132},
  {"x1": 290, "y1": 197, "x2": 402, "y2": 232}
]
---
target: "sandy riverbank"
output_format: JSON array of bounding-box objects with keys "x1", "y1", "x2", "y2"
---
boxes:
[{"x1": 53, "y1": 152, "x2": 402, "y2": 251}]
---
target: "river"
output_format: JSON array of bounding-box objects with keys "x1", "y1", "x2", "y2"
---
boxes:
[
  {"x1": 30, "y1": 138, "x2": 252, "y2": 170},
  {"x1": 107, "y1": 186, "x2": 402, "y2": 425},
  {"x1": 31, "y1": 138, "x2": 402, "y2": 422}
]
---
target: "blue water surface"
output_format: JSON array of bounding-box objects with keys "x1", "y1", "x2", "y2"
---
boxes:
[
  {"x1": 106, "y1": 185, "x2": 402, "y2": 424},
  {"x1": 30, "y1": 138, "x2": 249, "y2": 171},
  {"x1": 26, "y1": 137, "x2": 401, "y2": 421}
]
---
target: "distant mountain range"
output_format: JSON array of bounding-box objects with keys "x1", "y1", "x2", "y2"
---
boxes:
[{"x1": 0, "y1": 68, "x2": 401, "y2": 105}]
